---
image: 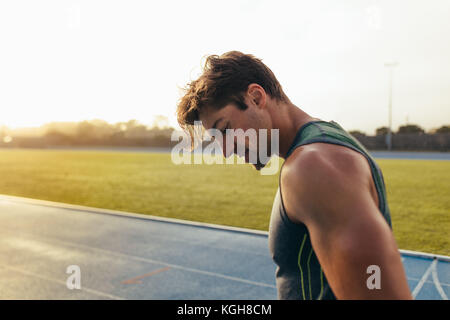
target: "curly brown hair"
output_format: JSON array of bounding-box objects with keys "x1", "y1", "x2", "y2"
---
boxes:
[{"x1": 176, "y1": 51, "x2": 288, "y2": 133}]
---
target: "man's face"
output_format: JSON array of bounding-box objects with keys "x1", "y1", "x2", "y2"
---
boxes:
[{"x1": 198, "y1": 95, "x2": 272, "y2": 170}]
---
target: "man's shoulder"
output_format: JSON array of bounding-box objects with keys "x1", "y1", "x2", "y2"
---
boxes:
[
  {"x1": 282, "y1": 143, "x2": 370, "y2": 182},
  {"x1": 280, "y1": 143, "x2": 374, "y2": 224}
]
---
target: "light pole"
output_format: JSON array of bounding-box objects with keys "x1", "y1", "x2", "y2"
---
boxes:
[{"x1": 384, "y1": 62, "x2": 398, "y2": 151}]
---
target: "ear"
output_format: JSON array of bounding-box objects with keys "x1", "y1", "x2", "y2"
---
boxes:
[{"x1": 247, "y1": 83, "x2": 267, "y2": 110}]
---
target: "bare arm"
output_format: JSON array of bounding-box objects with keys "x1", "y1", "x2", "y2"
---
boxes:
[{"x1": 281, "y1": 144, "x2": 412, "y2": 299}]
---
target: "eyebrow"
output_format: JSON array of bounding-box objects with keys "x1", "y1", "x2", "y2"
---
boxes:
[{"x1": 211, "y1": 117, "x2": 223, "y2": 130}]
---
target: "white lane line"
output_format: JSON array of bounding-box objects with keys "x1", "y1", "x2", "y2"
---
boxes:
[
  {"x1": 55, "y1": 238, "x2": 277, "y2": 289},
  {"x1": 431, "y1": 261, "x2": 448, "y2": 300},
  {"x1": 0, "y1": 194, "x2": 269, "y2": 236},
  {"x1": 407, "y1": 277, "x2": 450, "y2": 287},
  {"x1": 400, "y1": 249, "x2": 450, "y2": 262},
  {"x1": 0, "y1": 263, "x2": 124, "y2": 300},
  {"x1": 1, "y1": 231, "x2": 276, "y2": 289},
  {"x1": 412, "y1": 259, "x2": 437, "y2": 299}
]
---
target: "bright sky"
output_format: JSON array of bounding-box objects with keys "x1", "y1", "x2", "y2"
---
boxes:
[{"x1": 0, "y1": 0, "x2": 449, "y2": 134}]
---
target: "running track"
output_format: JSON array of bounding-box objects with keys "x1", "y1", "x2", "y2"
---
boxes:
[{"x1": 0, "y1": 194, "x2": 448, "y2": 300}]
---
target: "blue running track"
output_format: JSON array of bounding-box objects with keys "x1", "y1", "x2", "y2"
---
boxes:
[{"x1": 0, "y1": 195, "x2": 448, "y2": 300}]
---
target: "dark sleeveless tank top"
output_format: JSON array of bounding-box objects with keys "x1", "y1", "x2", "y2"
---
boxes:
[{"x1": 268, "y1": 120, "x2": 392, "y2": 300}]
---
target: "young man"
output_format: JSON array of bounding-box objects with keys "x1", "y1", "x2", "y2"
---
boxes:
[{"x1": 176, "y1": 51, "x2": 412, "y2": 300}]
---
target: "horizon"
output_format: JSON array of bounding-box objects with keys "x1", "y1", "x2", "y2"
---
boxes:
[{"x1": 1, "y1": 117, "x2": 447, "y2": 137}]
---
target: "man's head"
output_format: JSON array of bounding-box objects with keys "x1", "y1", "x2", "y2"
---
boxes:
[{"x1": 176, "y1": 51, "x2": 288, "y2": 169}]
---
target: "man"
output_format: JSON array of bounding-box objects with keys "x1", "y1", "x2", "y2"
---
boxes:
[{"x1": 176, "y1": 51, "x2": 412, "y2": 300}]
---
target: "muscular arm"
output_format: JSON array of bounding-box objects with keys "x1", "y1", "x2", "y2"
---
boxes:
[{"x1": 281, "y1": 144, "x2": 412, "y2": 299}]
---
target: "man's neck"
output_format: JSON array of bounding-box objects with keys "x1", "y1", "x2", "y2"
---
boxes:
[{"x1": 269, "y1": 101, "x2": 320, "y2": 159}]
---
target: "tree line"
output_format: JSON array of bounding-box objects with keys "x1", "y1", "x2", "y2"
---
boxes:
[
  {"x1": 349, "y1": 124, "x2": 450, "y2": 136},
  {"x1": 0, "y1": 119, "x2": 176, "y2": 148},
  {"x1": 349, "y1": 124, "x2": 450, "y2": 151},
  {"x1": 0, "y1": 120, "x2": 449, "y2": 151}
]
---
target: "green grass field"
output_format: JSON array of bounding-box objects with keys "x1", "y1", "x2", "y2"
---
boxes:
[{"x1": 0, "y1": 148, "x2": 448, "y2": 256}]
